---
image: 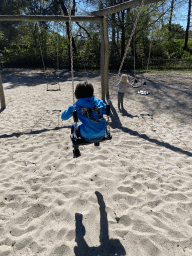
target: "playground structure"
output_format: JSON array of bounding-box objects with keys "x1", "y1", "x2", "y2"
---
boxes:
[{"x1": 0, "y1": 0, "x2": 160, "y2": 109}]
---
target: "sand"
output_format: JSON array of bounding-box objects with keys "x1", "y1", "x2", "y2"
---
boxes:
[{"x1": 0, "y1": 68, "x2": 192, "y2": 256}]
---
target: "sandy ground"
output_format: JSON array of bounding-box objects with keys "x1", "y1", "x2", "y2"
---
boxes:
[{"x1": 0, "y1": 68, "x2": 192, "y2": 256}]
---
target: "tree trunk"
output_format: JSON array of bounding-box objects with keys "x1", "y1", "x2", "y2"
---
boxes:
[
  {"x1": 120, "y1": 10, "x2": 125, "y2": 60},
  {"x1": 112, "y1": 15, "x2": 116, "y2": 45},
  {"x1": 161, "y1": 1, "x2": 165, "y2": 26},
  {"x1": 169, "y1": 0, "x2": 175, "y2": 31},
  {"x1": 184, "y1": 0, "x2": 191, "y2": 50},
  {"x1": 0, "y1": 73, "x2": 6, "y2": 109},
  {"x1": 60, "y1": 0, "x2": 76, "y2": 53}
]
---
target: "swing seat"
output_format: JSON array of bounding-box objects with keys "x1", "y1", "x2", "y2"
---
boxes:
[
  {"x1": 132, "y1": 84, "x2": 141, "y2": 88},
  {"x1": 47, "y1": 82, "x2": 61, "y2": 91},
  {"x1": 71, "y1": 132, "x2": 112, "y2": 147},
  {"x1": 47, "y1": 89, "x2": 61, "y2": 91}
]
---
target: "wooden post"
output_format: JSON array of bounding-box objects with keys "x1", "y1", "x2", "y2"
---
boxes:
[
  {"x1": 100, "y1": 4, "x2": 105, "y2": 102},
  {"x1": 0, "y1": 72, "x2": 6, "y2": 109}
]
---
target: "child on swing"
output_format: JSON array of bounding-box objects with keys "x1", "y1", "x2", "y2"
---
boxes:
[
  {"x1": 117, "y1": 74, "x2": 132, "y2": 110},
  {"x1": 61, "y1": 82, "x2": 108, "y2": 158}
]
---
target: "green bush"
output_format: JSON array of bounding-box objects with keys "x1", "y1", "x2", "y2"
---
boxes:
[
  {"x1": 165, "y1": 39, "x2": 192, "y2": 58},
  {"x1": 151, "y1": 39, "x2": 192, "y2": 59}
]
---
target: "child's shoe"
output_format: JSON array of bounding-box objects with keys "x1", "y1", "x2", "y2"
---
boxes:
[{"x1": 73, "y1": 148, "x2": 81, "y2": 158}]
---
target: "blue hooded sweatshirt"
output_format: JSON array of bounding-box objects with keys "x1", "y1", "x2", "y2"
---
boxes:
[{"x1": 61, "y1": 96, "x2": 107, "y2": 139}]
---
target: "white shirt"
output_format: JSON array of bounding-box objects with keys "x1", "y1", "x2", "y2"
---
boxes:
[{"x1": 118, "y1": 81, "x2": 130, "y2": 93}]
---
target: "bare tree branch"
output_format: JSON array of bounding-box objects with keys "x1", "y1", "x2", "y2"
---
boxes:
[{"x1": 76, "y1": 22, "x2": 92, "y2": 39}]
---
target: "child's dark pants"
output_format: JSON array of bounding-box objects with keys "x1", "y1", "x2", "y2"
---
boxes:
[
  {"x1": 118, "y1": 92, "x2": 124, "y2": 109},
  {"x1": 71, "y1": 123, "x2": 105, "y2": 149}
]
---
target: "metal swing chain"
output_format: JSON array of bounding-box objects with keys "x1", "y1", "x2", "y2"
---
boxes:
[
  {"x1": 146, "y1": 24, "x2": 155, "y2": 72},
  {"x1": 68, "y1": 0, "x2": 75, "y2": 107},
  {"x1": 68, "y1": 0, "x2": 78, "y2": 138},
  {"x1": 134, "y1": 33, "x2": 136, "y2": 80},
  {"x1": 142, "y1": 23, "x2": 155, "y2": 85},
  {"x1": 36, "y1": 22, "x2": 60, "y2": 90},
  {"x1": 118, "y1": 0, "x2": 145, "y2": 76},
  {"x1": 56, "y1": 22, "x2": 61, "y2": 90},
  {"x1": 109, "y1": 0, "x2": 145, "y2": 100},
  {"x1": 36, "y1": 22, "x2": 49, "y2": 90}
]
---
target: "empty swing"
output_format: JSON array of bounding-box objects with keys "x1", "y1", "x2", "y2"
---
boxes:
[
  {"x1": 143, "y1": 25, "x2": 154, "y2": 86},
  {"x1": 116, "y1": 0, "x2": 145, "y2": 88},
  {"x1": 132, "y1": 24, "x2": 154, "y2": 89},
  {"x1": 132, "y1": 33, "x2": 144, "y2": 88},
  {"x1": 36, "y1": 22, "x2": 61, "y2": 91},
  {"x1": 135, "y1": 26, "x2": 154, "y2": 95}
]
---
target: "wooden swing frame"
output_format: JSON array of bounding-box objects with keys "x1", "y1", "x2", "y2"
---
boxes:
[
  {"x1": 0, "y1": 0, "x2": 160, "y2": 109},
  {"x1": 0, "y1": 72, "x2": 5, "y2": 109}
]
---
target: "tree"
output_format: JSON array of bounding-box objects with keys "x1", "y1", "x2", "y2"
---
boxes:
[
  {"x1": 59, "y1": 0, "x2": 76, "y2": 53},
  {"x1": 162, "y1": 23, "x2": 185, "y2": 39},
  {"x1": 184, "y1": 0, "x2": 192, "y2": 51},
  {"x1": 0, "y1": 0, "x2": 28, "y2": 43},
  {"x1": 168, "y1": 0, "x2": 175, "y2": 31}
]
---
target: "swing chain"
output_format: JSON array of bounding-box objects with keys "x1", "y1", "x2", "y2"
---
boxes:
[
  {"x1": 68, "y1": 0, "x2": 78, "y2": 137},
  {"x1": 36, "y1": 21, "x2": 60, "y2": 91},
  {"x1": 56, "y1": 23, "x2": 61, "y2": 89},
  {"x1": 36, "y1": 22, "x2": 49, "y2": 89},
  {"x1": 106, "y1": 105, "x2": 111, "y2": 137},
  {"x1": 108, "y1": 0, "x2": 145, "y2": 99},
  {"x1": 68, "y1": 0, "x2": 75, "y2": 106},
  {"x1": 118, "y1": 0, "x2": 145, "y2": 76},
  {"x1": 146, "y1": 24, "x2": 155, "y2": 71}
]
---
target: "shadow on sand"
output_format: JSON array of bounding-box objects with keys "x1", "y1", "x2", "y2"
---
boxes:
[
  {"x1": 74, "y1": 191, "x2": 126, "y2": 256},
  {"x1": 0, "y1": 108, "x2": 5, "y2": 114},
  {"x1": 0, "y1": 125, "x2": 71, "y2": 139},
  {"x1": 108, "y1": 98, "x2": 192, "y2": 158},
  {"x1": 1, "y1": 69, "x2": 101, "y2": 90}
]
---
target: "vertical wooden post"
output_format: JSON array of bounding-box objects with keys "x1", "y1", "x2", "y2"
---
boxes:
[
  {"x1": 100, "y1": 4, "x2": 105, "y2": 101},
  {"x1": 103, "y1": 16, "x2": 109, "y2": 98},
  {"x1": 0, "y1": 72, "x2": 6, "y2": 109}
]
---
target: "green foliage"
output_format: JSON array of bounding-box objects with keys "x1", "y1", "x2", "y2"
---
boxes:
[
  {"x1": 151, "y1": 39, "x2": 192, "y2": 59},
  {"x1": 0, "y1": 31, "x2": 6, "y2": 53},
  {"x1": 74, "y1": 31, "x2": 100, "y2": 69},
  {"x1": 166, "y1": 39, "x2": 191, "y2": 58},
  {"x1": 0, "y1": 0, "x2": 192, "y2": 70},
  {"x1": 0, "y1": 0, "x2": 28, "y2": 15},
  {"x1": 154, "y1": 23, "x2": 185, "y2": 41}
]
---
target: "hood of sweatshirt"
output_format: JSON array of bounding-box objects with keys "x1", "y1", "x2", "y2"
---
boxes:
[{"x1": 75, "y1": 96, "x2": 98, "y2": 109}]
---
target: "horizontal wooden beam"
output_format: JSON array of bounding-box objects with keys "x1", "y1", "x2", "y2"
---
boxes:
[
  {"x1": 91, "y1": 0, "x2": 160, "y2": 16},
  {"x1": 0, "y1": 15, "x2": 102, "y2": 22}
]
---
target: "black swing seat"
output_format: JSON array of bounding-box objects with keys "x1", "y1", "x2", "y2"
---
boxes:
[
  {"x1": 71, "y1": 132, "x2": 112, "y2": 147},
  {"x1": 47, "y1": 89, "x2": 61, "y2": 91},
  {"x1": 47, "y1": 82, "x2": 61, "y2": 91}
]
